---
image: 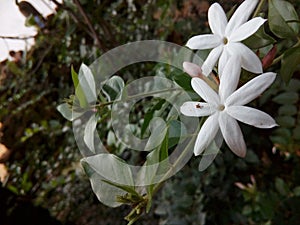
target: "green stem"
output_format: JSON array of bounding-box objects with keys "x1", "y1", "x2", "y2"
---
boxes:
[
  {"x1": 253, "y1": 0, "x2": 266, "y2": 18},
  {"x1": 271, "y1": 38, "x2": 300, "y2": 66},
  {"x1": 93, "y1": 87, "x2": 182, "y2": 109}
]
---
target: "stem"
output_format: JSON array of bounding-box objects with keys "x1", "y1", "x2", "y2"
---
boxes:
[
  {"x1": 73, "y1": 0, "x2": 105, "y2": 50},
  {"x1": 271, "y1": 38, "x2": 300, "y2": 66},
  {"x1": 253, "y1": 0, "x2": 266, "y2": 18},
  {"x1": 93, "y1": 87, "x2": 182, "y2": 108}
]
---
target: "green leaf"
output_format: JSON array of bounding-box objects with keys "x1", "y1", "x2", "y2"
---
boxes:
[
  {"x1": 275, "y1": 177, "x2": 290, "y2": 196},
  {"x1": 272, "y1": 92, "x2": 299, "y2": 104},
  {"x1": 172, "y1": 70, "x2": 192, "y2": 92},
  {"x1": 280, "y1": 47, "x2": 300, "y2": 84},
  {"x1": 72, "y1": 65, "x2": 88, "y2": 108},
  {"x1": 276, "y1": 116, "x2": 296, "y2": 128},
  {"x1": 293, "y1": 126, "x2": 300, "y2": 140},
  {"x1": 144, "y1": 117, "x2": 168, "y2": 152},
  {"x1": 244, "y1": 26, "x2": 276, "y2": 49},
  {"x1": 278, "y1": 105, "x2": 298, "y2": 116},
  {"x1": 84, "y1": 115, "x2": 98, "y2": 154},
  {"x1": 168, "y1": 120, "x2": 187, "y2": 148},
  {"x1": 141, "y1": 99, "x2": 165, "y2": 138},
  {"x1": 268, "y1": 0, "x2": 300, "y2": 38},
  {"x1": 71, "y1": 65, "x2": 79, "y2": 88},
  {"x1": 57, "y1": 103, "x2": 83, "y2": 121},
  {"x1": 102, "y1": 76, "x2": 125, "y2": 101},
  {"x1": 78, "y1": 63, "x2": 97, "y2": 106},
  {"x1": 101, "y1": 179, "x2": 140, "y2": 198},
  {"x1": 81, "y1": 154, "x2": 135, "y2": 207},
  {"x1": 293, "y1": 186, "x2": 300, "y2": 196}
]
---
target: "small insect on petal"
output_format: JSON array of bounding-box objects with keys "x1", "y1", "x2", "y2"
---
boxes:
[{"x1": 196, "y1": 104, "x2": 203, "y2": 109}]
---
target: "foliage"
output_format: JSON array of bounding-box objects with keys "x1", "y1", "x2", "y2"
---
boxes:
[{"x1": 0, "y1": 0, "x2": 300, "y2": 225}]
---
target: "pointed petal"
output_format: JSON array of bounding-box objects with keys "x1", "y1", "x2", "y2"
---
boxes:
[
  {"x1": 202, "y1": 45, "x2": 223, "y2": 76},
  {"x1": 225, "y1": 0, "x2": 259, "y2": 36},
  {"x1": 227, "y1": 106, "x2": 278, "y2": 128},
  {"x1": 218, "y1": 47, "x2": 230, "y2": 77},
  {"x1": 227, "y1": 43, "x2": 262, "y2": 73},
  {"x1": 183, "y1": 62, "x2": 203, "y2": 78},
  {"x1": 226, "y1": 72, "x2": 277, "y2": 106},
  {"x1": 208, "y1": 3, "x2": 228, "y2": 36},
  {"x1": 219, "y1": 112, "x2": 246, "y2": 157},
  {"x1": 229, "y1": 18, "x2": 267, "y2": 42},
  {"x1": 191, "y1": 78, "x2": 220, "y2": 104},
  {"x1": 186, "y1": 34, "x2": 222, "y2": 50},
  {"x1": 194, "y1": 113, "x2": 219, "y2": 156},
  {"x1": 219, "y1": 55, "x2": 241, "y2": 102},
  {"x1": 180, "y1": 102, "x2": 216, "y2": 117}
]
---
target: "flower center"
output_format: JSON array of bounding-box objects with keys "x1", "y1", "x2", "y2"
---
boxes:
[
  {"x1": 223, "y1": 37, "x2": 228, "y2": 45},
  {"x1": 218, "y1": 104, "x2": 225, "y2": 111}
]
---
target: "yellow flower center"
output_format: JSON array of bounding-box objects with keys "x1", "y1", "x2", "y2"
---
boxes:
[
  {"x1": 223, "y1": 37, "x2": 228, "y2": 45},
  {"x1": 218, "y1": 105, "x2": 225, "y2": 111}
]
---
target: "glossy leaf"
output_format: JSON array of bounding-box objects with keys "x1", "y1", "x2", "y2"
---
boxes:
[
  {"x1": 276, "y1": 116, "x2": 296, "y2": 128},
  {"x1": 102, "y1": 76, "x2": 125, "y2": 101},
  {"x1": 268, "y1": 0, "x2": 300, "y2": 39},
  {"x1": 243, "y1": 26, "x2": 275, "y2": 49},
  {"x1": 272, "y1": 92, "x2": 299, "y2": 104},
  {"x1": 280, "y1": 47, "x2": 300, "y2": 84},
  {"x1": 78, "y1": 63, "x2": 97, "y2": 105},
  {"x1": 278, "y1": 105, "x2": 297, "y2": 116},
  {"x1": 56, "y1": 103, "x2": 84, "y2": 121},
  {"x1": 72, "y1": 65, "x2": 88, "y2": 108},
  {"x1": 81, "y1": 159, "x2": 129, "y2": 207}
]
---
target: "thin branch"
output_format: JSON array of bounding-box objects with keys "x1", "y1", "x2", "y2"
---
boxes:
[
  {"x1": 73, "y1": 0, "x2": 106, "y2": 51},
  {"x1": 0, "y1": 35, "x2": 36, "y2": 40},
  {"x1": 50, "y1": 0, "x2": 97, "y2": 45}
]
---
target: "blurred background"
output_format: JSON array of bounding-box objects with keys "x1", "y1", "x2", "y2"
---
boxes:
[{"x1": 0, "y1": 0, "x2": 299, "y2": 224}]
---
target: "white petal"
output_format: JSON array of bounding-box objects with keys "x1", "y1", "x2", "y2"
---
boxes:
[
  {"x1": 219, "y1": 112, "x2": 246, "y2": 157},
  {"x1": 202, "y1": 45, "x2": 223, "y2": 76},
  {"x1": 227, "y1": 106, "x2": 278, "y2": 128},
  {"x1": 194, "y1": 113, "x2": 219, "y2": 156},
  {"x1": 180, "y1": 102, "x2": 216, "y2": 117},
  {"x1": 186, "y1": 34, "x2": 222, "y2": 50},
  {"x1": 229, "y1": 18, "x2": 267, "y2": 42},
  {"x1": 208, "y1": 3, "x2": 228, "y2": 36},
  {"x1": 191, "y1": 78, "x2": 220, "y2": 104},
  {"x1": 226, "y1": 72, "x2": 277, "y2": 106},
  {"x1": 227, "y1": 43, "x2": 262, "y2": 73},
  {"x1": 219, "y1": 55, "x2": 241, "y2": 103},
  {"x1": 218, "y1": 47, "x2": 230, "y2": 77},
  {"x1": 225, "y1": 0, "x2": 259, "y2": 36},
  {"x1": 183, "y1": 62, "x2": 203, "y2": 77}
]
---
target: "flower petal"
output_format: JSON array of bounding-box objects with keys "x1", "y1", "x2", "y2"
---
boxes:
[
  {"x1": 194, "y1": 113, "x2": 219, "y2": 156},
  {"x1": 186, "y1": 34, "x2": 222, "y2": 50},
  {"x1": 227, "y1": 42, "x2": 262, "y2": 74},
  {"x1": 202, "y1": 45, "x2": 223, "y2": 76},
  {"x1": 227, "y1": 106, "x2": 278, "y2": 128},
  {"x1": 208, "y1": 3, "x2": 228, "y2": 36},
  {"x1": 218, "y1": 46, "x2": 230, "y2": 77},
  {"x1": 226, "y1": 72, "x2": 276, "y2": 106},
  {"x1": 191, "y1": 77, "x2": 220, "y2": 104},
  {"x1": 219, "y1": 112, "x2": 246, "y2": 157},
  {"x1": 229, "y1": 17, "x2": 267, "y2": 42},
  {"x1": 183, "y1": 62, "x2": 203, "y2": 78},
  {"x1": 219, "y1": 55, "x2": 241, "y2": 102},
  {"x1": 180, "y1": 102, "x2": 216, "y2": 117},
  {"x1": 225, "y1": 0, "x2": 259, "y2": 36}
]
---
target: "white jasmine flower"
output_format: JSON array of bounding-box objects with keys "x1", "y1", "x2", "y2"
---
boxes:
[
  {"x1": 186, "y1": 0, "x2": 266, "y2": 76},
  {"x1": 180, "y1": 56, "x2": 277, "y2": 157}
]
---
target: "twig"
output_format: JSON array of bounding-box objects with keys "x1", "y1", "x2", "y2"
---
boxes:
[
  {"x1": 0, "y1": 35, "x2": 36, "y2": 40},
  {"x1": 73, "y1": 0, "x2": 105, "y2": 51}
]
